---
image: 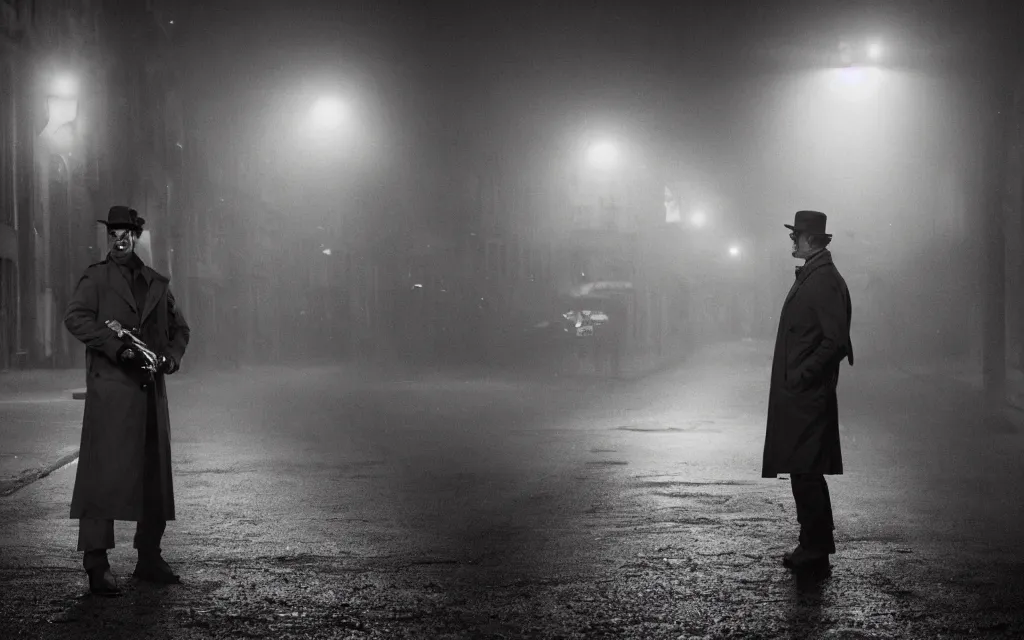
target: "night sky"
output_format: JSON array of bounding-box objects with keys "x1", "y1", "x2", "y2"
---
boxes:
[
  {"x1": 174, "y1": 0, "x2": 1008, "y2": 147},
  {"x1": 160, "y1": 0, "x2": 1019, "y2": 240}
]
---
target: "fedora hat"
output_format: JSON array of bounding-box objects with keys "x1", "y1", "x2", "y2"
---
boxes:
[
  {"x1": 97, "y1": 206, "x2": 146, "y2": 232},
  {"x1": 784, "y1": 210, "x2": 830, "y2": 236}
]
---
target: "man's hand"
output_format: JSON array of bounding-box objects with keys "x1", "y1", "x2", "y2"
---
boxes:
[
  {"x1": 157, "y1": 355, "x2": 179, "y2": 375},
  {"x1": 116, "y1": 344, "x2": 137, "y2": 365}
]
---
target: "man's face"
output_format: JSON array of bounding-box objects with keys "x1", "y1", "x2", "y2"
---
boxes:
[
  {"x1": 107, "y1": 228, "x2": 136, "y2": 260},
  {"x1": 790, "y1": 231, "x2": 812, "y2": 259}
]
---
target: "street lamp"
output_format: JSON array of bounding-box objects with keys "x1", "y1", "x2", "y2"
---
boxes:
[
  {"x1": 52, "y1": 74, "x2": 78, "y2": 99},
  {"x1": 39, "y1": 71, "x2": 80, "y2": 365},
  {"x1": 308, "y1": 96, "x2": 349, "y2": 133},
  {"x1": 42, "y1": 73, "x2": 79, "y2": 140},
  {"x1": 690, "y1": 210, "x2": 708, "y2": 228},
  {"x1": 866, "y1": 42, "x2": 884, "y2": 62},
  {"x1": 728, "y1": 245, "x2": 741, "y2": 258},
  {"x1": 585, "y1": 139, "x2": 619, "y2": 171},
  {"x1": 837, "y1": 38, "x2": 886, "y2": 68}
]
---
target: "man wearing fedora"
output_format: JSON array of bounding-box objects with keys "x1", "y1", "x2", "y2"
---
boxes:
[
  {"x1": 762, "y1": 210, "x2": 854, "y2": 570},
  {"x1": 64, "y1": 206, "x2": 190, "y2": 596}
]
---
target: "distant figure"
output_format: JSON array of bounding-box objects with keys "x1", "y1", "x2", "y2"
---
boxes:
[
  {"x1": 64, "y1": 206, "x2": 191, "y2": 596},
  {"x1": 762, "y1": 210, "x2": 853, "y2": 570}
]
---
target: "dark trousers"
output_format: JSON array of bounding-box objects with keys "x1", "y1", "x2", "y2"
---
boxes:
[
  {"x1": 790, "y1": 473, "x2": 836, "y2": 554},
  {"x1": 80, "y1": 390, "x2": 165, "y2": 571}
]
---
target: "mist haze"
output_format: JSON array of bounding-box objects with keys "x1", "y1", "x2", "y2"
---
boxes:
[{"x1": 1, "y1": 0, "x2": 1023, "y2": 637}]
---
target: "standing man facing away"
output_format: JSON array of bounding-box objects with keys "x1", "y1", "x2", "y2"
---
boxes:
[
  {"x1": 763, "y1": 210, "x2": 853, "y2": 570},
  {"x1": 64, "y1": 206, "x2": 190, "y2": 596}
]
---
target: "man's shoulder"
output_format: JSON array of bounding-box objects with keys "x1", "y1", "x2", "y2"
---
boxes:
[
  {"x1": 81, "y1": 259, "x2": 110, "y2": 276},
  {"x1": 805, "y1": 258, "x2": 848, "y2": 289},
  {"x1": 141, "y1": 265, "x2": 170, "y2": 283}
]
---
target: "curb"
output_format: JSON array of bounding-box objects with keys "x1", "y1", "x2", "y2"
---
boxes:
[
  {"x1": 0, "y1": 448, "x2": 80, "y2": 498},
  {"x1": 72, "y1": 388, "x2": 85, "y2": 400}
]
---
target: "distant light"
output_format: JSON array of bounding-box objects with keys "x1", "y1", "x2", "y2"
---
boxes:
[
  {"x1": 866, "y1": 42, "x2": 883, "y2": 62},
  {"x1": 43, "y1": 96, "x2": 78, "y2": 139},
  {"x1": 413, "y1": 283, "x2": 424, "y2": 289},
  {"x1": 827, "y1": 66, "x2": 883, "y2": 100},
  {"x1": 728, "y1": 245, "x2": 740, "y2": 257},
  {"x1": 169, "y1": 20, "x2": 175, "y2": 25},
  {"x1": 52, "y1": 74, "x2": 77, "y2": 98},
  {"x1": 838, "y1": 67, "x2": 867, "y2": 85},
  {"x1": 690, "y1": 210, "x2": 707, "y2": 228},
  {"x1": 322, "y1": 248, "x2": 332, "y2": 256},
  {"x1": 586, "y1": 140, "x2": 619, "y2": 170},
  {"x1": 309, "y1": 97, "x2": 349, "y2": 132}
]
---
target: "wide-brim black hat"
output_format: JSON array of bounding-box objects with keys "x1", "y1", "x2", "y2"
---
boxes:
[
  {"x1": 97, "y1": 206, "x2": 146, "y2": 231},
  {"x1": 784, "y1": 210, "x2": 831, "y2": 236}
]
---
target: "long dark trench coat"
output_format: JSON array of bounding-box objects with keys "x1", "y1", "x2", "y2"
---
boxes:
[
  {"x1": 762, "y1": 250, "x2": 853, "y2": 478},
  {"x1": 64, "y1": 257, "x2": 190, "y2": 521}
]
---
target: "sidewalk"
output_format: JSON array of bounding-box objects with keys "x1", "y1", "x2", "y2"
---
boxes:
[
  {"x1": 0, "y1": 370, "x2": 86, "y2": 495},
  {"x1": 0, "y1": 369, "x2": 85, "y2": 401}
]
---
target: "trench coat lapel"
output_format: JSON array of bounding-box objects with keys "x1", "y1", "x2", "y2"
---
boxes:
[
  {"x1": 782, "y1": 250, "x2": 833, "y2": 309},
  {"x1": 140, "y1": 268, "x2": 168, "y2": 325},
  {"x1": 105, "y1": 261, "x2": 140, "y2": 317}
]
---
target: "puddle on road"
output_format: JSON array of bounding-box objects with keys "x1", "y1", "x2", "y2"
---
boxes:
[
  {"x1": 634, "y1": 479, "x2": 757, "y2": 488},
  {"x1": 653, "y1": 492, "x2": 733, "y2": 506},
  {"x1": 616, "y1": 426, "x2": 685, "y2": 433},
  {"x1": 614, "y1": 420, "x2": 719, "y2": 433}
]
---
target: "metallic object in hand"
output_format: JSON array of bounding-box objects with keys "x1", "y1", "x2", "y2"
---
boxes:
[{"x1": 106, "y1": 320, "x2": 165, "y2": 373}]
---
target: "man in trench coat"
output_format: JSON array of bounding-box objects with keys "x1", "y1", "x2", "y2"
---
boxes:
[
  {"x1": 762, "y1": 210, "x2": 853, "y2": 570},
  {"x1": 64, "y1": 206, "x2": 190, "y2": 596}
]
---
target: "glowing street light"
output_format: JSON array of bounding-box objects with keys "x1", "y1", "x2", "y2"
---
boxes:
[
  {"x1": 52, "y1": 74, "x2": 78, "y2": 98},
  {"x1": 866, "y1": 42, "x2": 883, "y2": 62},
  {"x1": 308, "y1": 96, "x2": 349, "y2": 133},
  {"x1": 690, "y1": 210, "x2": 708, "y2": 228},
  {"x1": 728, "y1": 245, "x2": 741, "y2": 258},
  {"x1": 585, "y1": 139, "x2": 620, "y2": 170},
  {"x1": 42, "y1": 72, "x2": 79, "y2": 140}
]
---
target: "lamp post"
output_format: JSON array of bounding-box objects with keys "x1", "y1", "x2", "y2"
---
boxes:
[
  {"x1": 38, "y1": 72, "x2": 79, "y2": 365},
  {"x1": 301, "y1": 94, "x2": 354, "y2": 348}
]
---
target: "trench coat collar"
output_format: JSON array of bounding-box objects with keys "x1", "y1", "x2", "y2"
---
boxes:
[
  {"x1": 784, "y1": 249, "x2": 834, "y2": 308},
  {"x1": 100, "y1": 256, "x2": 170, "y2": 324}
]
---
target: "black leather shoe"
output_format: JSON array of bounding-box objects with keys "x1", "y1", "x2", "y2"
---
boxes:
[
  {"x1": 133, "y1": 554, "x2": 181, "y2": 584},
  {"x1": 87, "y1": 568, "x2": 121, "y2": 597},
  {"x1": 782, "y1": 545, "x2": 829, "y2": 569}
]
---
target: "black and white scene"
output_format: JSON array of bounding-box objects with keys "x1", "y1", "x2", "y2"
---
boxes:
[{"x1": 1, "y1": 0, "x2": 1024, "y2": 638}]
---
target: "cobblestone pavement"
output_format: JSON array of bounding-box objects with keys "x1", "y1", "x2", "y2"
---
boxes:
[{"x1": 1, "y1": 344, "x2": 1022, "y2": 639}]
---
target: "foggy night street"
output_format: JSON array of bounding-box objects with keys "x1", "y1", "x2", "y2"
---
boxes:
[
  {"x1": 3, "y1": 0, "x2": 1024, "y2": 638},
  {"x1": 2, "y1": 342, "x2": 1023, "y2": 639}
]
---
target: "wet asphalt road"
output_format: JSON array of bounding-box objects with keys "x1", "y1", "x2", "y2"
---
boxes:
[{"x1": 1, "y1": 341, "x2": 1023, "y2": 639}]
